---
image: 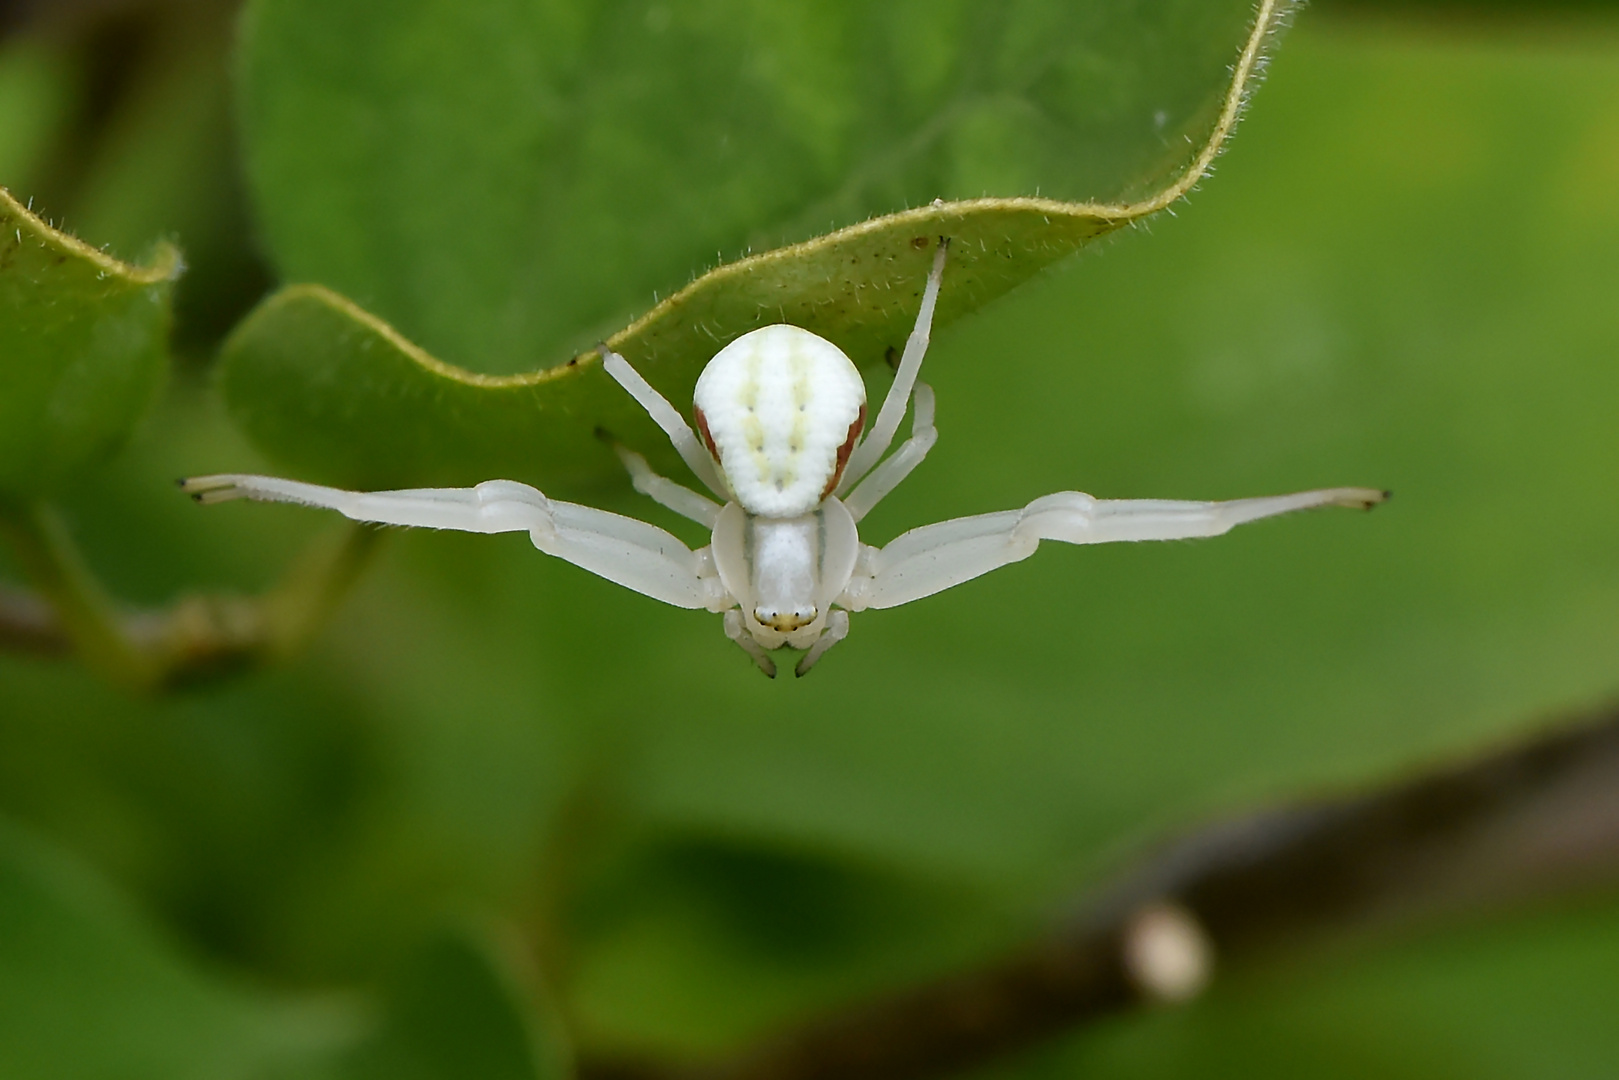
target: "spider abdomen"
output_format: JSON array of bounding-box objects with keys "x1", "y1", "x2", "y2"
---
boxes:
[{"x1": 693, "y1": 325, "x2": 865, "y2": 518}]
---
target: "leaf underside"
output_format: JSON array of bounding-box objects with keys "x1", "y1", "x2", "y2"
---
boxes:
[{"x1": 224, "y1": 0, "x2": 1291, "y2": 495}]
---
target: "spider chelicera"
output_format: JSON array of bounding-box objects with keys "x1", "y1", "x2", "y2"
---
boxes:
[{"x1": 183, "y1": 240, "x2": 1385, "y2": 677}]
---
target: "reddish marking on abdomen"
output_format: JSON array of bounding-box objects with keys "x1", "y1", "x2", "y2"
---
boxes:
[
  {"x1": 693, "y1": 406, "x2": 721, "y2": 463},
  {"x1": 821, "y1": 404, "x2": 866, "y2": 500}
]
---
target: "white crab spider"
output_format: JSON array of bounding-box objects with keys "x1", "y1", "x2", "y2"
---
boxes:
[{"x1": 183, "y1": 240, "x2": 1384, "y2": 677}]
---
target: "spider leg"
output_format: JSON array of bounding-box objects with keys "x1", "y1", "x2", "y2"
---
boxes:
[
  {"x1": 599, "y1": 347, "x2": 730, "y2": 501},
  {"x1": 842, "y1": 486, "x2": 1387, "y2": 611},
  {"x1": 837, "y1": 237, "x2": 948, "y2": 495},
  {"x1": 724, "y1": 609, "x2": 777, "y2": 678},
  {"x1": 841, "y1": 382, "x2": 937, "y2": 523},
  {"x1": 181, "y1": 474, "x2": 728, "y2": 610},
  {"x1": 614, "y1": 444, "x2": 722, "y2": 528},
  {"x1": 794, "y1": 609, "x2": 850, "y2": 677}
]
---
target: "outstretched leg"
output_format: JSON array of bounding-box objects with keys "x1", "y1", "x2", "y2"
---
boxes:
[
  {"x1": 181, "y1": 474, "x2": 550, "y2": 531},
  {"x1": 842, "y1": 486, "x2": 1387, "y2": 611},
  {"x1": 836, "y1": 238, "x2": 949, "y2": 495},
  {"x1": 841, "y1": 383, "x2": 937, "y2": 523},
  {"x1": 182, "y1": 474, "x2": 726, "y2": 610},
  {"x1": 599, "y1": 348, "x2": 730, "y2": 501},
  {"x1": 613, "y1": 444, "x2": 721, "y2": 528}
]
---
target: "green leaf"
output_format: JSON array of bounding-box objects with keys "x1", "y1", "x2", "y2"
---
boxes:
[
  {"x1": 218, "y1": 207, "x2": 1124, "y2": 492},
  {"x1": 0, "y1": 187, "x2": 178, "y2": 497},
  {"x1": 338, "y1": 930, "x2": 570, "y2": 1080},
  {"x1": 0, "y1": 817, "x2": 350, "y2": 1080},
  {"x1": 223, "y1": 0, "x2": 1290, "y2": 489},
  {"x1": 0, "y1": 815, "x2": 565, "y2": 1080}
]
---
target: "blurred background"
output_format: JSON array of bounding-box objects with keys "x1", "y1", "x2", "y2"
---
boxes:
[{"x1": 2, "y1": 0, "x2": 1619, "y2": 1076}]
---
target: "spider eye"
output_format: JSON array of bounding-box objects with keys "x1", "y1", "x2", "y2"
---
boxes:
[{"x1": 755, "y1": 604, "x2": 817, "y2": 632}]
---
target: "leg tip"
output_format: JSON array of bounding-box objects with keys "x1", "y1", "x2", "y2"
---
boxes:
[
  {"x1": 178, "y1": 476, "x2": 245, "y2": 505},
  {"x1": 1334, "y1": 487, "x2": 1389, "y2": 511}
]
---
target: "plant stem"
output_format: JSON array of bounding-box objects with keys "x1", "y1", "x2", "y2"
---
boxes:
[
  {"x1": 0, "y1": 500, "x2": 379, "y2": 690},
  {"x1": 578, "y1": 707, "x2": 1619, "y2": 1080},
  {"x1": 0, "y1": 587, "x2": 69, "y2": 655},
  {"x1": 0, "y1": 500, "x2": 159, "y2": 688}
]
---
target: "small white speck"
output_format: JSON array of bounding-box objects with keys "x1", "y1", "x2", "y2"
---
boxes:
[{"x1": 1122, "y1": 902, "x2": 1212, "y2": 1004}]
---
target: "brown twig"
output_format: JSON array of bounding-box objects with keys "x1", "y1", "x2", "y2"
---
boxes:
[
  {"x1": 0, "y1": 502, "x2": 379, "y2": 690},
  {"x1": 579, "y1": 708, "x2": 1619, "y2": 1080},
  {"x1": 0, "y1": 587, "x2": 68, "y2": 654}
]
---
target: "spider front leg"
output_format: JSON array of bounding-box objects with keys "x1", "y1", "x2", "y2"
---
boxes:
[
  {"x1": 724, "y1": 609, "x2": 778, "y2": 678},
  {"x1": 719, "y1": 608, "x2": 851, "y2": 679},
  {"x1": 841, "y1": 486, "x2": 1388, "y2": 610},
  {"x1": 842, "y1": 382, "x2": 937, "y2": 523},
  {"x1": 836, "y1": 237, "x2": 949, "y2": 496},
  {"x1": 613, "y1": 444, "x2": 721, "y2": 528},
  {"x1": 794, "y1": 610, "x2": 850, "y2": 677},
  {"x1": 599, "y1": 346, "x2": 731, "y2": 501},
  {"x1": 182, "y1": 474, "x2": 730, "y2": 610}
]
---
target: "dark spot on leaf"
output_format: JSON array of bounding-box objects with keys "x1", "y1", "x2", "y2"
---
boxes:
[{"x1": 910, "y1": 236, "x2": 929, "y2": 250}]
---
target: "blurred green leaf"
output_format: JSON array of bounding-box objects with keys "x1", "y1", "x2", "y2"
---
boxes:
[
  {"x1": 63, "y1": 5, "x2": 272, "y2": 352},
  {"x1": 0, "y1": 186, "x2": 177, "y2": 496},
  {"x1": 0, "y1": 813, "x2": 566, "y2": 1080},
  {"x1": 338, "y1": 930, "x2": 569, "y2": 1080},
  {"x1": 1321, "y1": 0, "x2": 1619, "y2": 16},
  {"x1": 0, "y1": 36, "x2": 77, "y2": 195},
  {"x1": 566, "y1": 831, "x2": 1016, "y2": 1052},
  {"x1": 0, "y1": 816, "x2": 350, "y2": 1080},
  {"x1": 222, "y1": 0, "x2": 1289, "y2": 490}
]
